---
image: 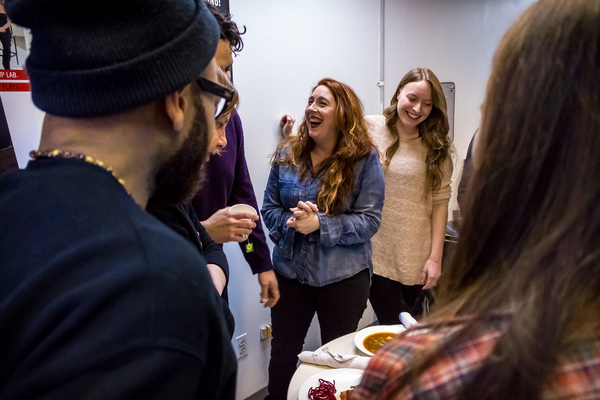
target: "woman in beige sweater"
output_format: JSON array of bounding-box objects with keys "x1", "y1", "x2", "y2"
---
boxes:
[{"x1": 367, "y1": 68, "x2": 453, "y2": 323}]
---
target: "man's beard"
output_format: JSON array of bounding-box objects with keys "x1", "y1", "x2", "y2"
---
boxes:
[{"x1": 150, "y1": 95, "x2": 211, "y2": 206}]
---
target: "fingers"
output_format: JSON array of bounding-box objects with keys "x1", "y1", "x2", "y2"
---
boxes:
[
  {"x1": 286, "y1": 216, "x2": 297, "y2": 227},
  {"x1": 204, "y1": 207, "x2": 257, "y2": 243},
  {"x1": 286, "y1": 216, "x2": 305, "y2": 231},
  {"x1": 280, "y1": 114, "x2": 294, "y2": 127},
  {"x1": 226, "y1": 212, "x2": 257, "y2": 231},
  {"x1": 420, "y1": 269, "x2": 428, "y2": 287},
  {"x1": 421, "y1": 270, "x2": 439, "y2": 290},
  {"x1": 289, "y1": 202, "x2": 319, "y2": 222},
  {"x1": 229, "y1": 211, "x2": 259, "y2": 222},
  {"x1": 286, "y1": 217, "x2": 310, "y2": 233},
  {"x1": 295, "y1": 201, "x2": 319, "y2": 214},
  {"x1": 291, "y1": 209, "x2": 312, "y2": 220},
  {"x1": 259, "y1": 285, "x2": 280, "y2": 308},
  {"x1": 421, "y1": 259, "x2": 441, "y2": 290},
  {"x1": 263, "y1": 288, "x2": 280, "y2": 308},
  {"x1": 296, "y1": 201, "x2": 313, "y2": 213},
  {"x1": 230, "y1": 233, "x2": 246, "y2": 242},
  {"x1": 304, "y1": 201, "x2": 319, "y2": 213},
  {"x1": 228, "y1": 222, "x2": 254, "y2": 242},
  {"x1": 282, "y1": 114, "x2": 296, "y2": 127},
  {"x1": 259, "y1": 288, "x2": 269, "y2": 305},
  {"x1": 290, "y1": 207, "x2": 311, "y2": 220},
  {"x1": 216, "y1": 206, "x2": 232, "y2": 217},
  {"x1": 279, "y1": 114, "x2": 288, "y2": 127},
  {"x1": 289, "y1": 206, "x2": 308, "y2": 221},
  {"x1": 258, "y1": 271, "x2": 280, "y2": 308},
  {"x1": 422, "y1": 279, "x2": 435, "y2": 290},
  {"x1": 280, "y1": 114, "x2": 296, "y2": 138}
]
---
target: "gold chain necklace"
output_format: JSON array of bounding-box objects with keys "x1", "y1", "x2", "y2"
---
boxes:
[{"x1": 29, "y1": 149, "x2": 127, "y2": 189}]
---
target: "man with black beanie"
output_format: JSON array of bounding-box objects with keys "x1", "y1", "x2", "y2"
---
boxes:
[{"x1": 0, "y1": 0, "x2": 237, "y2": 399}]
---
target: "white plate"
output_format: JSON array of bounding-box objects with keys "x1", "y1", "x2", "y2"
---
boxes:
[
  {"x1": 354, "y1": 324, "x2": 406, "y2": 356},
  {"x1": 298, "y1": 368, "x2": 363, "y2": 400}
]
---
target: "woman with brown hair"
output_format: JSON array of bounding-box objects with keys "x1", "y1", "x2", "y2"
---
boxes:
[
  {"x1": 261, "y1": 78, "x2": 385, "y2": 400},
  {"x1": 367, "y1": 68, "x2": 453, "y2": 323},
  {"x1": 354, "y1": 0, "x2": 600, "y2": 398}
]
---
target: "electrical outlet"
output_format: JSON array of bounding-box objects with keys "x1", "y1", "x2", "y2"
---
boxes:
[{"x1": 235, "y1": 333, "x2": 248, "y2": 359}]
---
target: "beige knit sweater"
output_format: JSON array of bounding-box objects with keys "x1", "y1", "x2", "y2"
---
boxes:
[{"x1": 366, "y1": 115, "x2": 453, "y2": 285}]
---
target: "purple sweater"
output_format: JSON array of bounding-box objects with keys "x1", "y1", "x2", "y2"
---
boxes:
[{"x1": 191, "y1": 110, "x2": 274, "y2": 274}]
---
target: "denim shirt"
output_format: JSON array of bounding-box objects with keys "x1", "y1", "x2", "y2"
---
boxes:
[{"x1": 261, "y1": 147, "x2": 385, "y2": 287}]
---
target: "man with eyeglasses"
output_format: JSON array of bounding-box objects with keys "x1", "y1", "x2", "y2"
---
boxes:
[{"x1": 0, "y1": 0, "x2": 237, "y2": 399}]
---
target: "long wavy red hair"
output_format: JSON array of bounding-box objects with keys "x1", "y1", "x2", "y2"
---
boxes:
[{"x1": 273, "y1": 78, "x2": 374, "y2": 215}]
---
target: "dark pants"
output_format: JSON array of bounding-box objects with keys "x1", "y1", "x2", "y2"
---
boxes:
[
  {"x1": 369, "y1": 273, "x2": 425, "y2": 325},
  {"x1": 0, "y1": 30, "x2": 11, "y2": 70},
  {"x1": 267, "y1": 269, "x2": 370, "y2": 400}
]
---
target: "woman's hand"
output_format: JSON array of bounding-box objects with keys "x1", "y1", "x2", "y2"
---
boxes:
[
  {"x1": 287, "y1": 201, "x2": 319, "y2": 234},
  {"x1": 420, "y1": 258, "x2": 441, "y2": 290},
  {"x1": 279, "y1": 114, "x2": 296, "y2": 138},
  {"x1": 289, "y1": 200, "x2": 318, "y2": 220},
  {"x1": 287, "y1": 212, "x2": 319, "y2": 234}
]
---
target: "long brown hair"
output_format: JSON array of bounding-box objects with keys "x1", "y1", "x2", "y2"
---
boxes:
[
  {"x1": 383, "y1": 68, "x2": 451, "y2": 196},
  {"x1": 273, "y1": 78, "x2": 374, "y2": 215},
  {"x1": 383, "y1": 0, "x2": 600, "y2": 398}
]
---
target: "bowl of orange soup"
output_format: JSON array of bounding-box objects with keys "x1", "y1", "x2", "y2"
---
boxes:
[{"x1": 354, "y1": 325, "x2": 406, "y2": 356}]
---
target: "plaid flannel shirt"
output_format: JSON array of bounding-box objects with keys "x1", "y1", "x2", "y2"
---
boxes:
[{"x1": 353, "y1": 317, "x2": 600, "y2": 399}]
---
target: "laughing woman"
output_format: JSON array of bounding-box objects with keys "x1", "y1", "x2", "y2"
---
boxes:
[
  {"x1": 261, "y1": 78, "x2": 385, "y2": 400},
  {"x1": 367, "y1": 68, "x2": 453, "y2": 323}
]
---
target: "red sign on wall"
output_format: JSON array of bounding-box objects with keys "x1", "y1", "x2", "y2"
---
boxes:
[
  {"x1": 0, "y1": 70, "x2": 29, "y2": 80},
  {"x1": 0, "y1": 82, "x2": 30, "y2": 92},
  {"x1": 0, "y1": 70, "x2": 30, "y2": 92}
]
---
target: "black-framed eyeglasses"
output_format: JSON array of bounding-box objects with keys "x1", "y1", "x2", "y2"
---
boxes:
[{"x1": 196, "y1": 76, "x2": 235, "y2": 119}]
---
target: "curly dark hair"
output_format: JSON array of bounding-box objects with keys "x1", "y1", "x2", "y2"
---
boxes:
[{"x1": 204, "y1": 2, "x2": 246, "y2": 55}]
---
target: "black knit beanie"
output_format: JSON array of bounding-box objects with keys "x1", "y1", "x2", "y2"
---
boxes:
[{"x1": 5, "y1": 0, "x2": 219, "y2": 118}]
